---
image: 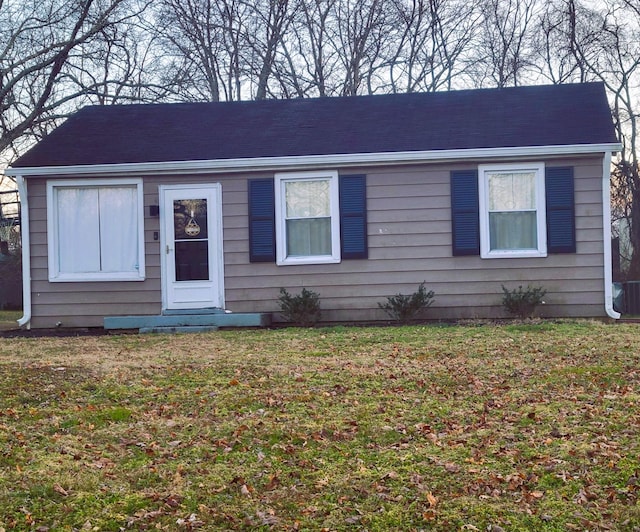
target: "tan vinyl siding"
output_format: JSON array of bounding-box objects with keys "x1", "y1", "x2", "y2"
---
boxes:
[
  {"x1": 223, "y1": 157, "x2": 605, "y2": 322},
  {"x1": 25, "y1": 155, "x2": 607, "y2": 328},
  {"x1": 26, "y1": 178, "x2": 161, "y2": 328}
]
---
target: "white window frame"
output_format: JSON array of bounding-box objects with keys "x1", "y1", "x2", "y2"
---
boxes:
[
  {"x1": 478, "y1": 162, "x2": 547, "y2": 259},
  {"x1": 274, "y1": 170, "x2": 341, "y2": 266},
  {"x1": 47, "y1": 177, "x2": 146, "y2": 282}
]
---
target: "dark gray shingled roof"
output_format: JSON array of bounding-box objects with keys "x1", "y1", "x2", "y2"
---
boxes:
[{"x1": 12, "y1": 82, "x2": 618, "y2": 168}]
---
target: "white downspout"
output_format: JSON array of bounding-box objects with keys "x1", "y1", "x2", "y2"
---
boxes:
[
  {"x1": 16, "y1": 175, "x2": 31, "y2": 328},
  {"x1": 602, "y1": 152, "x2": 620, "y2": 319}
]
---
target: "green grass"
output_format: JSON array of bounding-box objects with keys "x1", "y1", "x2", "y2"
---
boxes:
[
  {"x1": 0, "y1": 321, "x2": 639, "y2": 530},
  {"x1": 0, "y1": 309, "x2": 20, "y2": 329}
]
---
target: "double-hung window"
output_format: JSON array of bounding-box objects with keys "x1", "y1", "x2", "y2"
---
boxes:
[
  {"x1": 47, "y1": 178, "x2": 145, "y2": 281},
  {"x1": 478, "y1": 163, "x2": 547, "y2": 258},
  {"x1": 274, "y1": 171, "x2": 340, "y2": 265}
]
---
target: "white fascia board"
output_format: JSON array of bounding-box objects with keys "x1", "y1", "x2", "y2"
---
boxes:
[{"x1": 6, "y1": 143, "x2": 621, "y2": 178}]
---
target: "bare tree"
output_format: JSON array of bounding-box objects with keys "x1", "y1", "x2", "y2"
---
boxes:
[
  {"x1": 297, "y1": 0, "x2": 339, "y2": 97},
  {"x1": 532, "y1": 0, "x2": 585, "y2": 84},
  {"x1": 63, "y1": 18, "x2": 168, "y2": 107},
  {"x1": 152, "y1": 0, "x2": 250, "y2": 102},
  {"x1": 0, "y1": 0, "x2": 149, "y2": 158},
  {"x1": 244, "y1": 0, "x2": 295, "y2": 99},
  {"x1": 153, "y1": 0, "x2": 294, "y2": 101},
  {"x1": 471, "y1": 0, "x2": 539, "y2": 88},
  {"x1": 266, "y1": 0, "x2": 393, "y2": 98},
  {"x1": 559, "y1": 0, "x2": 640, "y2": 277},
  {"x1": 272, "y1": 0, "x2": 339, "y2": 98},
  {"x1": 594, "y1": 3, "x2": 640, "y2": 279},
  {"x1": 386, "y1": 0, "x2": 477, "y2": 93},
  {"x1": 327, "y1": 0, "x2": 390, "y2": 96}
]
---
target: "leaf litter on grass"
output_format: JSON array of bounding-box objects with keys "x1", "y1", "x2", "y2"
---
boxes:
[{"x1": 0, "y1": 321, "x2": 638, "y2": 530}]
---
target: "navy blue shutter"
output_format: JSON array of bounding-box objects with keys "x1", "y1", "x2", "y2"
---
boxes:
[
  {"x1": 450, "y1": 170, "x2": 480, "y2": 256},
  {"x1": 546, "y1": 166, "x2": 575, "y2": 253},
  {"x1": 339, "y1": 174, "x2": 368, "y2": 260},
  {"x1": 248, "y1": 178, "x2": 276, "y2": 262}
]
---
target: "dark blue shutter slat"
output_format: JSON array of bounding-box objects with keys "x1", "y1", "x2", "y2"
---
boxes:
[
  {"x1": 451, "y1": 170, "x2": 480, "y2": 256},
  {"x1": 546, "y1": 167, "x2": 575, "y2": 253},
  {"x1": 248, "y1": 178, "x2": 275, "y2": 262},
  {"x1": 339, "y1": 174, "x2": 367, "y2": 260}
]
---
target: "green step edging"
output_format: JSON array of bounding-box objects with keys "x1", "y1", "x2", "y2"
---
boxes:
[{"x1": 104, "y1": 312, "x2": 271, "y2": 330}]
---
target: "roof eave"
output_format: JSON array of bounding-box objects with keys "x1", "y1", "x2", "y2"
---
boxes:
[{"x1": 6, "y1": 143, "x2": 622, "y2": 177}]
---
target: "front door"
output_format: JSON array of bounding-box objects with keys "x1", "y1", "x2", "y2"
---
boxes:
[{"x1": 160, "y1": 184, "x2": 224, "y2": 310}]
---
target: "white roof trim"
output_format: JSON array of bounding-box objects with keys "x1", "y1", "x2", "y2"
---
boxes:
[{"x1": 6, "y1": 143, "x2": 621, "y2": 177}]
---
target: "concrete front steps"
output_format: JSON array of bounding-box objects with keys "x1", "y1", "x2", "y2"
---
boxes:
[{"x1": 104, "y1": 308, "x2": 271, "y2": 334}]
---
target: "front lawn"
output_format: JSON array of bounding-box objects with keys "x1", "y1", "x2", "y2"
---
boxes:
[
  {"x1": 0, "y1": 322, "x2": 638, "y2": 530},
  {"x1": 0, "y1": 310, "x2": 20, "y2": 330}
]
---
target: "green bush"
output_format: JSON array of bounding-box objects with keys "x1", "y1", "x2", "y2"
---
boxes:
[
  {"x1": 278, "y1": 287, "x2": 321, "y2": 327},
  {"x1": 501, "y1": 284, "x2": 547, "y2": 319},
  {"x1": 378, "y1": 282, "x2": 435, "y2": 324}
]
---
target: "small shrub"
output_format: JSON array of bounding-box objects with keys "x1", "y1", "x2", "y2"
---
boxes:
[
  {"x1": 378, "y1": 282, "x2": 435, "y2": 324},
  {"x1": 278, "y1": 287, "x2": 321, "y2": 327},
  {"x1": 501, "y1": 284, "x2": 547, "y2": 319}
]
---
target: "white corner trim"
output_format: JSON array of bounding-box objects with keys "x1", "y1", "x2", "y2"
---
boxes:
[
  {"x1": 602, "y1": 151, "x2": 620, "y2": 319},
  {"x1": 5, "y1": 143, "x2": 622, "y2": 178},
  {"x1": 16, "y1": 176, "x2": 31, "y2": 329}
]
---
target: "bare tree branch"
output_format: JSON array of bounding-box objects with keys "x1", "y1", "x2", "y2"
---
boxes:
[{"x1": 0, "y1": 0, "x2": 153, "y2": 156}]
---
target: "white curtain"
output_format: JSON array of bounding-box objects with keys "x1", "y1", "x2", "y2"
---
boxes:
[
  {"x1": 488, "y1": 172, "x2": 535, "y2": 211},
  {"x1": 57, "y1": 188, "x2": 101, "y2": 273},
  {"x1": 488, "y1": 172, "x2": 537, "y2": 250},
  {"x1": 285, "y1": 180, "x2": 332, "y2": 256},
  {"x1": 56, "y1": 186, "x2": 138, "y2": 274},
  {"x1": 489, "y1": 212, "x2": 537, "y2": 250},
  {"x1": 286, "y1": 218, "x2": 331, "y2": 256},
  {"x1": 100, "y1": 187, "x2": 138, "y2": 272}
]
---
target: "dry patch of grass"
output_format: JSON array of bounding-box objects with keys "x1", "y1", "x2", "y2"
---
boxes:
[{"x1": 0, "y1": 321, "x2": 639, "y2": 530}]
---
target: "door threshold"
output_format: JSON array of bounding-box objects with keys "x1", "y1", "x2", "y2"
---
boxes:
[{"x1": 162, "y1": 308, "x2": 227, "y2": 316}]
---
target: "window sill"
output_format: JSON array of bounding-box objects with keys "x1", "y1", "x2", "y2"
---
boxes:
[
  {"x1": 49, "y1": 273, "x2": 146, "y2": 282},
  {"x1": 481, "y1": 250, "x2": 547, "y2": 259},
  {"x1": 277, "y1": 256, "x2": 341, "y2": 266}
]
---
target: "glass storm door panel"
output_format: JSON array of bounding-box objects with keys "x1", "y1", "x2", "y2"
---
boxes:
[
  {"x1": 174, "y1": 198, "x2": 209, "y2": 281},
  {"x1": 161, "y1": 185, "x2": 224, "y2": 310}
]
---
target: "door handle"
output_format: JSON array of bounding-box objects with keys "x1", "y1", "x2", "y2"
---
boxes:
[{"x1": 166, "y1": 245, "x2": 172, "y2": 254}]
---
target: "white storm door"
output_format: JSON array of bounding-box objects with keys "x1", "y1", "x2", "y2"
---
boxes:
[{"x1": 161, "y1": 184, "x2": 224, "y2": 310}]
